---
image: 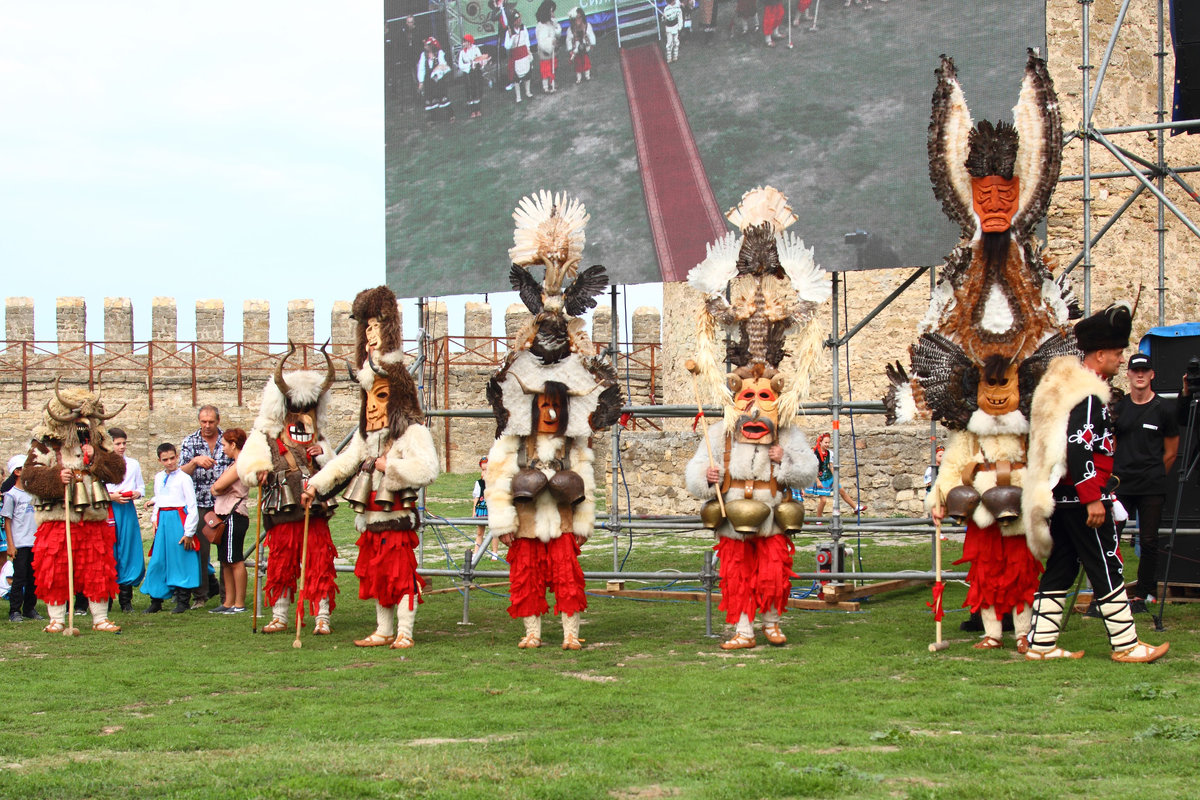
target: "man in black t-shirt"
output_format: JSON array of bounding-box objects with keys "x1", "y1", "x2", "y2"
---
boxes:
[{"x1": 1113, "y1": 353, "x2": 1179, "y2": 612}]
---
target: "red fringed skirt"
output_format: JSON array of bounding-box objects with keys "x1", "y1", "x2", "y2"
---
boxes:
[
  {"x1": 716, "y1": 534, "x2": 796, "y2": 623},
  {"x1": 354, "y1": 529, "x2": 424, "y2": 609},
  {"x1": 506, "y1": 533, "x2": 587, "y2": 618},
  {"x1": 32, "y1": 519, "x2": 118, "y2": 605},
  {"x1": 264, "y1": 518, "x2": 340, "y2": 616},
  {"x1": 953, "y1": 521, "x2": 1043, "y2": 616}
]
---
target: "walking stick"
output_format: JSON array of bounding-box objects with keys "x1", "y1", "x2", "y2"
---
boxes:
[
  {"x1": 684, "y1": 359, "x2": 726, "y2": 518},
  {"x1": 252, "y1": 486, "x2": 263, "y2": 634},
  {"x1": 928, "y1": 516, "x2": 948, "y2": 652},
  {"x1": 63, "y1": 482, "x2": 81, "y2": 637},
  {"x1": 292, "y1": 505, "x2": 311, "y2": 649}
]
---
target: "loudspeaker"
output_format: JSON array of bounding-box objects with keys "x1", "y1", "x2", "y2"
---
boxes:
[
  {"x1": 1143, "y1": 331, "x2": 1200, "y2": 394},
  {"x1": 1175, "y1": 0, "x2": 1200, "y2": 123}
]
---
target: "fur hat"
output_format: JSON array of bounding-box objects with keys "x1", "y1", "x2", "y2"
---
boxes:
[
  {"x1": 1074, "y1": 301, "x2": 1132, "y2": 353},
  {"x1": 31, "y1": 380, "x2": 123, "y2": 446},
  {"x1": 350, "y1": 285, "x2": 402, "y2": 371}
]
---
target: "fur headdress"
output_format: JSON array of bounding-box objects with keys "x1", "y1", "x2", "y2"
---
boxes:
[
  {"x1": 32, "y1": 378, "x2": 123, "y2": 447},
  {"x1": 1074, "y1": 301, "x2": 1132, "y2": 353},
  {"x1": 488, "y1": 191, "x2": 623, "y2": 438},
  {"x1": 687, "y1": 186, "x2": 830, "y2": 426},
  {"x1": 884, "y1": 52, "x2": 1077, "y2": 433},
  {"x1": 349, "y1": 285, "x2": 423, "y2": 439},
  {"x1": 251, "y1": 341, "x2": 335, "y2": 438},
  {"x1": 350, "y1": 285, "x2": 402, "y2": 372}
]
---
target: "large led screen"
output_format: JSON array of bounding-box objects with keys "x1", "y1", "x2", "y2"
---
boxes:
[{"x1": 385, "y1": 0, "x2": 1046, "y2": 297}]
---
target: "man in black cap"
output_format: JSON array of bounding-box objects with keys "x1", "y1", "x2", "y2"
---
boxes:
[
  {"x1": 1022, "y1": 302, "x2": 1169, "y2": 662},
  {"x1": 1114, "y1": 352, "x2": 1179, "y2": 613}
]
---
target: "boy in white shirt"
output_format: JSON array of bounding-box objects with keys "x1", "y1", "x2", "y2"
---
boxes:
[
  {"x1": 140, "y1": 443, "x2": 199, "y2": 614},
  {"x1": 3, "y1": 455, "x2": 41, "y2": 622},
  {"x1": 106, "y1": 428, "x2": 146, "y2": 612}
]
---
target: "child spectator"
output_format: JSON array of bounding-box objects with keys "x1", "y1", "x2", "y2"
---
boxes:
[
  {"x1": 140, "y1": 443, "x2": 200, "y2": 614},
  {"x1": 3, "y1": 455, "x2": 41, "y2": 622},
  {"x1": 662, "y1": 0, "x2": 684, "y2": 62},
  {"x1": 457, "y1": 34, "x2": 489, "y2": 119},
  {"x1": 472, "y1": 456, "x2": 498, "y2": 556},
  {"x1": 565, "y1": 7, "x2": 595, "y2": 83},
  {"x1": 106, "y1": 427, "x2": 146, "y2": 612}
]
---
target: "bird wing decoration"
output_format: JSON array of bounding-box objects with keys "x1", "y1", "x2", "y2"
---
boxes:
[
  {"x1": 1010, "y1": 50, "x2": 1063, "y2": 238},
  {"x1": 564, "y1": 264, "x2": 609, "y2": 318},
  {"x1": 1017, "y1": 332, "x2": 1079, "y2": 422},
  {"x1": 910, "y1": 332, "x2": 979, "y2": 430},
  {"x1": 509, "y1": 264, "x2": 544, "y2": 315},
  {"x1": 927, "y1": 55, "x2": 976, "y2": 237}
]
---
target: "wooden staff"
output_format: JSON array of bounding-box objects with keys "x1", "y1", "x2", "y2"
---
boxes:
[
  {"x1": 63, "y1": 483, "x2": 80, "y2": 637},
  {"x1": 252, "y1": 486, "x2": 263, "y2": 634},
  {"x1": 684, "y1": 359, "x2": 725, "y2": 517},
  {"x1": 928, "y1": 516, "x2": 948, "y2": 652},
  {"x1": 292, "y1": 505, "x2": 311, "y2": 649}
]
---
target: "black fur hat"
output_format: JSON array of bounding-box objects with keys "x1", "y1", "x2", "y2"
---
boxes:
[{"x1": 1074, "y1": 301, "x2": 1132, "y2": 353}]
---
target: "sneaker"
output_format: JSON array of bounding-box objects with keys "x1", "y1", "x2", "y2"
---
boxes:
[
  {"x1": 23, "y1": 610, "x2": 44, "y2": 621},
  {"x1": 8, "y1": 612, "x2": 23, "y2": 622},
  {"x1": 228, "y1": 606, "x2": 248, "y2": 614},
  {"x1": 1128, "y1": 598, "x2": 1149, "y2": 614},
  {"x1": 855, "y1": 504, "x2": 867, "y2": 513},
  {"x1": 209, "y1": 605, "x2": 231, "y2": 614}
]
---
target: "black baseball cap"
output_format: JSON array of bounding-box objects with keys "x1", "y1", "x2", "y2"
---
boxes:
[{"x1": 1127, "y1": 353, "x2": 1152, "y2": 371}]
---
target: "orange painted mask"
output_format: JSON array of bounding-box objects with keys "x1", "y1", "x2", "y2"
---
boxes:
[
  {"x1": 536, "y1": 392, "x2": 564, "y2": 434},
  {"x1": 977, "y1": 361, "x2": 1020, "y2": 416},
  {"x1": 365, "y1": 376, "x2": 390, "y2": 432},
  {"x1": 731, "y1": 376, "x2": 780, "y2": 445},
  {"x1": 971, "y1": 175, "x2": 1020, "y2": 233}
]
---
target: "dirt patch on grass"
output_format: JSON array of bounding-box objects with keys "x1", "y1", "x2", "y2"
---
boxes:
[
  {"x1": 610, "y1": 785, "x2": 681, "y2": 799},
  {"x1": 562, "y1": 671, "x2": 618, "y2": 683},
  {"x1": 405, "y1": 734, "x2": 518, "y2": 746}
]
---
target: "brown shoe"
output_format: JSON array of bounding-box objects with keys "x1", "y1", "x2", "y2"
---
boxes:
[
  {"x1": 1015, "y1": 634, "x2": 1029, "y2": 654},
  {"x1": 973, "y1": 636, "x2": 1003, "y2": 650},
  {"x1": 261, "y1": 618, "x2": 287, "y2": 634},
  {"x1": 389, "y1": 635, "x2": 414, "y2": 650},
  {"x1": 763, "y1": 623, "x2": 787, "y2": 646},
  {"x1": 1111, "y1": 641, "x2": 1169, "y2": 663},
  {"x1": 1025, "y1": 646, "x2": 1084, "y2": 660},
  {"x1": 720, "y1": 633, "x2": 756, "y2": 650},
  {"x1": 354, "y1": 632, "x2": 392, "y2": 647}
]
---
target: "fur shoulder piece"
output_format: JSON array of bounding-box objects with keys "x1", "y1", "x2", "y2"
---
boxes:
[
  {"x1": 1021, "y1": 355, "x2": 1109, "y2": 558},
  {"x1": 252, "y1": 370, "x2": 331, "y2": 437}
]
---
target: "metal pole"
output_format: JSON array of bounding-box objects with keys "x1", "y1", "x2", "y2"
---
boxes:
[
  {"x1": 829, "y1": 270, "x2": 842, "y2": 548},
  {"x1": 1093, "y1": 130, "x2": 1200, "y2": 239},
  {"x1": 1156, "y1": 0, "x2": 1167, "y2": 325},
  {"x1": 1086, "y1": 0, "x2": 1133, "y2": 116},
  {"x1": 610, "y1": 284, "x2": 621, "y2": 572},
  {"x1": 1081, "y1": 0, "x2": 1093, "y2": 314}
]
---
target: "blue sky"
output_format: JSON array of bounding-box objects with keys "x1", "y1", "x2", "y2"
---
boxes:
[{"x1": 0, "y1": 1, "x2": 658, "y2": 344}]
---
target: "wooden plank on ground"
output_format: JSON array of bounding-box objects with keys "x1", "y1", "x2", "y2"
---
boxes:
[
  {"x1": 587, "y1": 588, "x2": 860, "y2": 611},
  {"x1": 819, "y1": 579, "x2": 925, "y2": 603}
]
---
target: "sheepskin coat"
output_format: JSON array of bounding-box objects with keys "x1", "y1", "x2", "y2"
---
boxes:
[
  {"x1": 928, "y1": 428, "x2": 1028, "y2": 534},
  {"x1": 484, "y1": 432, "x2": 596, "y2": 543},
  {"x1": 22, "y1": 437, "x2": 126, "y2": 525},
  {"x1": 685, "y1": 422, "x2": 818, "y2": 541}
]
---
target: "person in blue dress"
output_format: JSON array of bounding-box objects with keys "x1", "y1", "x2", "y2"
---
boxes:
[
  {"x1": 140, "y1": 443, "x2": 199, "y2": 614},
  {"x1": 105, "y1": 427, "x2": 146, "y2": 612}
]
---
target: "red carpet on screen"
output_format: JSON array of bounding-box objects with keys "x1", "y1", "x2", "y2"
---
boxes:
[{"x1": 620, "y1": 45, "x2": 727, "y2": 283}]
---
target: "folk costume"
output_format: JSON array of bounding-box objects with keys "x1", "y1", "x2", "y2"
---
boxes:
[
  {"x1": 484, "y1": 191, "x2": 622, "y2": 650},
  {"x1": 304, "y1": 286, "x2": 439, "y2": 649},
  {"x1": 106, "y1": 453, "x2": 146, "y2": 610},
  {"x1": 417, "y1": 39, "x2": 454, "y2": 123},
  {"x1": 684, "y1": 186, "x2": 825, "y2": 650},
  {"x1": 565, "y1": 9, "x2": 594, "y2": 82},
  {"x1": 237, "y1": 343, "x2": 340, "y2": 635},
  {"x1": 662, "y1": 0, "x2": 683, "y2": 62},
  {"x1": 535, "y1": 15, "x2": 559, "y2": 93},
  {"x1": 884, "y1": 53, "x2": 1077, "y2": 652},
  {"x1": 20, "y1": 381, "x2": 127, "y2": 634},
  {"x1": 457, "y1": 35, "x2": 487, "y2": 118},
  {"x1": 141, "y1": 466, "x2": 200, "y2": 611},
  {"x1": 1022, "y1": 303, "x2": 1169, "y2": 662},
  {"x1": 504, "y1": 20, "x2": 533, "y2": 102}
]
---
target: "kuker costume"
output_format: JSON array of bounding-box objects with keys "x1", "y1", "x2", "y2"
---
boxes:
[
  {"x1": 21, "y1": 381, "x2": 127, "y2": 634},
  {"x1": 684, "y1": 186, "x2": 825, "y2": 650},
  {"x1": 1022, "y1": 303, "x2": 1169, "y2": 662},
  {"x1": 484, "y1": 191, "x2": 622, "y2": 650},
  {"x1": 237, "y1": 343, "x2": 340, "y2": 635},
  {"x1": 884, "y1": 52, "x2": 1077, "y2": 652},
  {"x1": 305, "y1": 286, "x2": 439, "y2": 649}
]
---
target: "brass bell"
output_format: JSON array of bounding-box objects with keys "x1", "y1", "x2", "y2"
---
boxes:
[
  {"x1": 396, "y1": 487, "x2": 419, "y2": 510},
  {"x1": 275, "y1": 481, "x2": 298, "y2": 512},
  {"x1": 699, "y1": 499, "x2": 725, "y2": 530},
  {"x1": 725, "y1": 498, "x2": 771, "y2": 535},
  {"x1": 342, "y1": 471, "x2": 373, "y2": 513},
  {"x1": 548, "y1": 469, "x2": 585, "y2": 506},
  {"x1": 88, "y1": 475, "x2": 112, "y2": 508},
  {"x1": 324, "y1": 495, "x2": 338, "y2": 511},
  {"x1": 981, "y1": 485, "x2": 1022, "y2": 522},
  {"x1": 71, "y1": 478, "x2": 92, "y2": 512},
  {"x1": 512, "y1": 467, "x2": 548, "y2": 502},
  {"x1": 773, "y1": 500, "x2": 805, "y2": 534},
  {"x1": 944, "y1": 484, "x2": 981, "y2": 522},
  {"x1": 373, "y1": 486, "x2": 396, "y2": 511}
]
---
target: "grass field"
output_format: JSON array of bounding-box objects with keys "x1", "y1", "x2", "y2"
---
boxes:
[
  {"x1": 4, "y1": 471, "x2": 1198, "y2": 799},
  {"x1": 385, "y1": 0, "x2": 1043, "y2": 296}
]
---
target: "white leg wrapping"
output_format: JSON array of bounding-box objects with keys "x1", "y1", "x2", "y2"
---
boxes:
[
  {"x1": 1028, "y1": 591, "x2": 1068, "y2": 652},
  {"x1": 49, "y1": 603, "x2": 67, "y2": 625},
  {"x1": 981, "y1": 607, "x2": 1003, "y2": 641},
  {"x1": 561, "y1": 612, "x2": 579, "y2": 639},
  {"x1": 272, "y1": 597, "x2": 290, "y2": 624},
  {"x1": 523, "y1": 615, "x2": 542, "y2": 639},
  {"x1": 1095, "y1": 587, "x2": 1138, "y2": 651},
  {"x1": 736, "y1": 612, "x2": 754, "y2": 639},
  {"x1": 762, "y1": 609, "x2": 780, "y2": 625},
  {"x1": 1013, "y1": 605, "x2": 1033, "y2": 638},
  {"x1": 376, "y1": 601, "x2": 396, "y2": 638},
  {"x1": 89, "y1": 600, "x2": 109, "y2": 625},
  {"x1": 395, "y1": 598, "x2": 416, "y2": 640},
  {"x1": 317, "y1": 597, "x2": 331, "y2": 625}
]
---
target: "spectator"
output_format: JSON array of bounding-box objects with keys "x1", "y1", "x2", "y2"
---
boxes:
[
  {"x1": 808, "y1": 433, "x2": 866, "y2": 516},
  {"x1": 662, "y1": 0, "x2": 684, "y2": 62},
  {"x1": 504, "y1": 10, "x2": 534, "y2": 103},
  {"x1": 417, "y1": 37, "x2": 455, "y2": 124},
  {"x1": 179, "y1": 404, "x2": 232, "y2": 607},
  {"x1": 141, "y1": 443, "x2": 200, "y2": 614},
  {"x1": 1113, "y1": 353, "x2": 1179, "y2": 613},
  {"x1": 4, "y1": 455, "x2": 40, "y2": 622},
  {"x1": 697, "y1": 0, "x2": 718, "y2": 43},
  {"x1": 535, "y1": 1, "x2": 559, "y2": 94},
  {"x1": 105, "y1": 427, "x2": 146, "y2": 612},
  {"x1": 923, "y1": 444, "x2": 945, "y2": 495},
  {"x1": 730, "y1": 0, "x2": 756, "y2": 38},
  {"x1": 565, "y1": 7, "x2": 595, "y2": 83},
  {"x1": 392, "y1": 15, "x2": 424, "y2": 112},
  {"x1": 210, "y1": 428, "x2": 250, "y2": 614},
  {"x1": 457, "y1": 34, "x2": 489, "y2": 119},
  {"x1": 472, "y1": 456, "x2": 498, "y2": 556}
]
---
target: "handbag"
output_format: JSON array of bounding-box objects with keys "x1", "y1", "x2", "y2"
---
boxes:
[{"x1": 199, "y1": 510, "x2": 226, "y2": 543}]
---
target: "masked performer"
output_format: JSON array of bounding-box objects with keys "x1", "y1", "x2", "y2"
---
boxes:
[
  {"x1": 20, "y1": 381, "x2": 126, "y2": 634},
  {"x1": 684, "y1": 186, "x2": 825, "y2": 650},
  {"x1": 237, "y1": 342, "x2": 339, "y2": 635},
  {"x1": 484, "y1": 191, "x2": 622, "y2": 650},
  {"x1": 884, "y1": 53, "x2": 1078, "y2": 652},
  {"x1": 301, "y1": 286, "x2": 439, "y2": 649},
  {"x1": 1022, "y1": 303, "x2": 1168, "y2": 662}
]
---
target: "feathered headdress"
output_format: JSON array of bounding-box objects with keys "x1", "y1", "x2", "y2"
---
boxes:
[{"x1": 687, "y1": 186, "x2": 830, "y2": 426}]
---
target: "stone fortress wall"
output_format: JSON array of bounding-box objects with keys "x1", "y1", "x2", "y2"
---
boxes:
[{"x1": 3, "y1": 1, "x2": 1197, "y2": 518}]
